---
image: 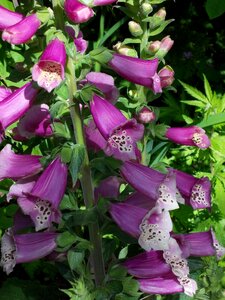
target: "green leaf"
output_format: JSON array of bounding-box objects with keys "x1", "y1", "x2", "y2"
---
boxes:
[
  {"x1": 197, "y1": 112, "x2": 225, "y2": 128},
  {"x1": 67, "y1": 250, "x2": 84, "y2": 271},
  {"x1": 64, "y1": 207, "x2": 98, "y2": 226},
  {"x1": 122, "y1": 277, "x2": 140, "y2": 297},
  {"x1": 69, "y1": 144, "x2": 85, "y2": 187},
  {"x1": 149, "y1": 19, "x2": 174, "y2": 36},
  {"x1": 89, "y1": 47, "x2": 113, "y2": 64},
  {"x1": 57, "y1": 231, "x2": 77, "y2": 248},
  {"x1": 118, "y1": 246, "x2": 128, "y2": 259},
  {"x1": 123, "y1": 38, "x2": 141, "y2": 45},
  {"x1": 203, "y1": 74, "x2": 213, "y2": 101},
  {"x1": 181, "y1": 100, "x2": 206, "y2": 108},
  {"x1": 205, "y1": 0, "x2": 225, "y2": 19},
  {"x1": 180, "y1": 81, "x2": 208, "y2": 103},
  {"x1": 0, "y1": 0, "x2": 14, "y2": 10}
]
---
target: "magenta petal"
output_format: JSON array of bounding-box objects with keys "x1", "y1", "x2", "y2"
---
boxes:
[
  {"x1": 32, "y1": 39, "x2": 66, "y2": 92},
  {"x1": 85, "y1": 72, "x2": 119, "y2": 104},
  {"x1": 64, "y1": 0, "x2": 94, "y2": 24},
  {"x1": 85, "y1": 120, "x2": 107, "y2": 151},
  {"x1": 0, "y1": 5, "x2": 23, "y2": 30},
  {"x1": 13, "y1": 104, "x2": 53, "y2": 140},
  {"x1": 109, "y1": 54, "x2": 159, "y2": 92},
  {"x1": 0, "y1": 86, "x2": 12, "y2": 101},
  {"x1": 93, "y1": 0, "x2": 117, "y2": 5},
  {"x1": 0, "y1": 82, "x2": 38, "y2": 136},
  {"x1": 74, "y1": 34, "x2": 88, "y2": 54},
  {"x1": 174, "y1": 169, "x2": 211, "y2": 209},
  {"x1": 94, "y1": 176, "x2": 121, "y2": 201},
  {"x1": 138, "y1": 275, "x2": 183, "y2": 295},
  {"x1": 13, "y1": 210, "x2": 34, "y2": 233},
  {"x1": 125, "y1": 191, "x2": 156, "y2": 210},
  {"x1": 109, "y1": 202, "x2": 147, "y2": 238},
  {"x1": 2, "y1": 14, "x2": 41, "y2": 45},
  {"x1": 211, "y1": 230, "x2": 225, "y2": 258},
  {"x1": 123, "y1": 251, "x2": 171, "y2": 278},
  {"x1": 165, "y1": 126, "x2": 211, "y2": 149},
  {"x1": 0, "y1": 144, "x2": 42, "y2": 181},
  {"x1": 90, "y1": 94, "x2": 127, "y2": 139}
]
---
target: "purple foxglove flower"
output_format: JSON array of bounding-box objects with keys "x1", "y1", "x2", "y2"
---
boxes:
[
  {"x1": 0, "y1": 144, "x2": 42, "y2": 181},
  {"x1": 159, "y1": 65, "x2": 175, "y2": 88},
  {"x1": 0, "y1": 86, "x2": 12, "y2": 101},
  {"x1": 2, "y1": 14, "x2": 41, "y2": 45},
  {"x1": 109, "y1": 54, "x2": 161, "y2": 93},
  {"x1": 137, "y1": 107, "x2": 156, "y2": 124},
  {"x1": 120, "y1": 161, "x2": 179, "y2": 211},
  {"x1": 17, "y1": 157, "x2": 67, "y2": 231},
  {"x1": 90, "y1": 94, "x2": 144, "y2": 161},
  {"x1": 32, "y1": 39, "x2": 66, "y2": 92},
  {"x1": 12, "y1": 104, "x2": 53, "y2": 140},
  {"x1": 173, "y1": 169, "x2": 211, "y2": 209},
  {"x1": 64, "y1": 0, "x2": 94, "y2": 24},
  {"x1": 93, "y1": 0, "x2": 117, "y2": 5},
  {"x1": 173, "y1": 230, "x2": 225, "y2": 258},
  {"x1": 85, "y1": 120, "x2": 107, "y2": 152},
  {"x1": 13, "y1": 210, "x2": 34, "y2": 233},
  {"x1": 74, "y1": 31, "x2": 88, "y2": 54},
  {"x1": 165, "y1": 126, "x2": 211, "y2": 149},
  {"x1": 123, "y1": 191, "x2": 156, "y2": 211},
  {"x1": 84, "y1": 72, "x2": 119, "y2": 103},
  {"x1": 0, "y1": 228, "x2": 57, "y2": 274},
  {"x1": 7, "y1": 174, "x2": 38, "y2": 202},
  {"x1": 94, "y1": 176, "x2": 121, "y2": 201},
  {"x1": 0, "y1": 82, "x2": 38, "y2": 140},
  {"x1": 0, "y1": 5, "x2": 23, "y2": 30}
]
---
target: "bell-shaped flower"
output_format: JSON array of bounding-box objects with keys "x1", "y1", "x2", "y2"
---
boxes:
[
  {"x1": 12, "y1": 104, "x2": 53, "y2": 140},
  {"x1": 120, "y1": 161, "x2": 180, "y2": 211},
  {"x1": 173, "y1": 230, "x2": 225, "y2": 259},
  {"x1": 0, "y1": 86, "x2": 12, "y2": 101},
  {"x1": 64, "y1": 0, "x2": 94, "y2": 23},
  {"x1": 0, "y1": 228, "x2": 57, "y2": 274},
  {"x1": 165, "y1": 126, "x2": 211, "y2": 149},
  {"x1": 108, "y1": 54, "x2": 161, "y2": 93},
  {"x1": 2, "y1": 14, "x2": 41, "y2": 45},
  {"x1": 0, "y1": 82, "x2": 38, "y2": 141},
  {"x1": 32, "y1": 39, "x2": 66, "y2": 92},
  {"x1": 93, "y1": 0, "x2": 117, "y2": 4},
  {"x1": 137, "y1": 107, "x2": 156, "y2": 124},
  {"x1": 82, "y1": 72, "x2": 119, "y2": 103},
  {"x1": 17, "y1": 157, "x2": 67, "y2": 231},
  {"x1": 0, "y1": 144, "x2": 42, "y2": 181},
  {"x1": 85, "y1": 120, "x2": 107, "y2": 152},
  {"x1": 94, "y1": 176, "x2": 121, "y2": 202},
  {"x1": 0, "y1": 5, "x2": 23, "y2": 30},
  {"x1": 172, "y1": 169, "x2": 211, "y2": 209},
  {"x1": 90, "y1": 94, "x2": 144, "y2": 161},
  {"x1": 158, "y1": 65, "x2": 175, "y2": 88}
]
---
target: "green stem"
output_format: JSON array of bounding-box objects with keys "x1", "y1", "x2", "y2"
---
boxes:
[
  {"x1": 95, "y1": 12, "x2": 105, "y2": 72},
  {"x1": 67, "y1": 57, "x2": 105, "y2": 285},
  {"x1": 140, "y1": 22, "x2": 148, "y2": 59},
  {"x1": 52, "y1": 0, "x2": 65, "y2": 30}
]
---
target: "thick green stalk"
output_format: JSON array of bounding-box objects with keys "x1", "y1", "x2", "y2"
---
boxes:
[
  {"x1": 52, "y1": 0, "x2": 65, "y2": 31},
  {"x1": 67, "y1": 57, "x2": 105, "y2": 285}
]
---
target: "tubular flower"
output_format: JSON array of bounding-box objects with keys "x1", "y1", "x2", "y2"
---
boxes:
[
  {"x1": 0, "y1": 5, "x2": 23, "y2": 30},
  {"x1": 64, "y1": 0, "x2": 94, "y2": 23},
  {"x1": 158, "y1": 65, "x2": 175, "y2": 88},
  {"x1": 173, "y1": 230, "x2": 225, "y2": 259},
  {"x1": 17, "y1": 157, "x2": 67, "y2": 231},
  {"x1": 90, "y1": 94, "x2": 144, "y2": 161},
  {"x1": 172, "y1": 169, "x2": 211, "y2": 209},
  {"x1": 83, "y1": 72, "x2": 119, "y2": 103},
  {"x1": 74, "y1": 31, "x2": 88, "y2": 53},
  {"x1": 94, "y1": 176, "x2": 122, "y2": 202},
  {"x1": 165, "y1": 126, "x2": 211, "y2": 149},
  {"x1": 0, "y1": 228, "x2": 57, "y2": 275},
  {"x1": 109, "y1": 54, "x2": 161, "y2": 93},
  {"x1": 85, "y1": 120, "x2": 107, "y2": 152},
  {"x1": 2, "y1": 14, "x2": 41, "y2": 45},
  {"x1": 13, "y1": 104, "x2": 53, "y2": 140},
  {"x1": 120, "y1": 161, "x2": 180, "y2": 210},
  {"x1": 0, "y1": 86, "x2": 12, "y2": 101},
  {"x1": 0, "y1": 82, "x2": 38, "y2": 141},
  {"x1": 32, "y1": 39, "x2": 66, "y2": 92},
  {"x1": 0, "y1": 144, "x2": 42, "y2": 181}
]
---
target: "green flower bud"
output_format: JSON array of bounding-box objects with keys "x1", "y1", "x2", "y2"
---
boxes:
[
  {"x1": 128, "y1": 21, "x2": 143, "y2": 37},
  {"x1": 141, "y1": 3, "x2": 153, "y2": 15}
]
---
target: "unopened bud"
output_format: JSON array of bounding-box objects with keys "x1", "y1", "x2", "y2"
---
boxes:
[
  {"x1": 137, "y1": 107, "x2": 156, "y2": 124},
  {"x1": 113, "y1": 42, "x2": 138, "y2": 57},
  {"x1": 147, "y1": 40, "x2": 161, "y2": 54},
  {"x1": 141, "y1": 3, "x2": 153, "y2": 15},
  {"x1": 155, "y1": 35, "x2": 174, "y2": 58},
  {"x1": 154, "y1": 7, "x2": 166, "y2": 21},
  {"x1": 158, "y1": 65, "x2": 175, "y2": 88},
  {"x1": 128, "y1": 21, "x2": 143, "y2": 37}
]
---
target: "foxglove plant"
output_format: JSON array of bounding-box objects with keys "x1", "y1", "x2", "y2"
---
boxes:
[
  {"x1": 90, "y1": 94, "x2": 144, "y2": 161},
  {"x1": 32, "y1": 38, "x2": 66, "y2": 92}
]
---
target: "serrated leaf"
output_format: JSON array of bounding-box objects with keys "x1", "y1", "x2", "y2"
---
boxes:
[
  {"x1": 203, "y1": 74, "x2": 213, "y2": 102},
  {"x1": 181, "y1": 100, "x2": 206, "y2": 108},
  {"x1": 69, "y1": 144, "x2": 85, "y2": 187},
  {"x1": 197, "y1": 112, "x2": 225, "y2": 128},
  {"x1": 180, "y1": 81, "x2": 208, "y2": 103}
]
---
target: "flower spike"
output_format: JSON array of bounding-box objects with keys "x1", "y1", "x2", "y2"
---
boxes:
[
  {"x1": 2, "y1": 14, "x2": 41, "y2": 45},
  {"x1": 32, "y1": 39, "x2": 66, "y2": 92}
]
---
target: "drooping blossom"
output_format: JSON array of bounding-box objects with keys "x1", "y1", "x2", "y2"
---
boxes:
[
  {"x1": 12, "y1": 104, "x2": 53, "y2": 140},
  {"x1": 2, "y1": 14, "x2": 41, "y2": 45},
  {"x1": 81, "y1": 72, "x2": 119, "y2": 103},
  {"x1": 32, "y1": 39, "x2": 66, "y2": 92},
  {"x1": 148, "y1": 36, "x2": 174, "y2": 58},
  {"x1": 165, "y1": 126, "x2": 211, "y2": 149},
  {"x1": 0, "y1": 144, "x2": 42, "y2": 181},
  {"x1": 109, "y1": 54, "x2": 161, "y2": 93},
  {"x1": 137, "y1": 107, "x2": 156, "y2": 124},
  {"x1": 64, "y1": 0, "x2": 94, "y2": 23},
  {"x1": 172, "y1": 168, "x2": 211, "y2": 209},
  {"x1": 66, "y1": 27, "x2": 88, "y2": 54},
  {"x1": 0, "y1": 82, "x2": 38, "y2": 141},
  {"x1": 0, "y1": 228, "x2": 57, "y2": 274},
  {"x1": 17, "y1": 157, "x2": 67, "y2": 231},
  {"x1": 85, "y1": 120, "x2": 107, "y2": 152},
  {"x1": 90, "y1": 94, "x2": 144, "y2": 161},
  {"x1": 158, "y1": 65, "x2": 175, "y2": 89},
  {"x1": 0, "y1": 5, "x2": 23, "y2": 30}
]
